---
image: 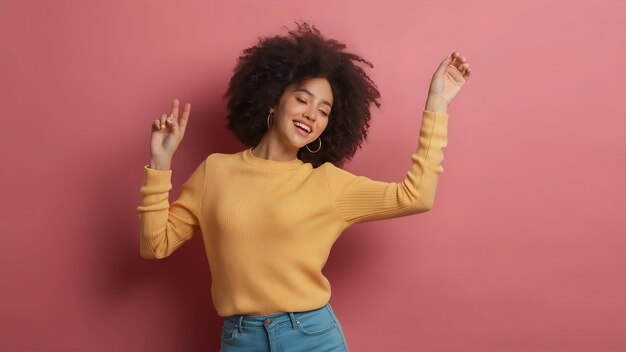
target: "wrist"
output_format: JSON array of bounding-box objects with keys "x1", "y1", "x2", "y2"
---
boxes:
[
  {"x1": 149, "y1": 156, "x2": 172, "y2": 171},
  {"x1": 425, "y1": 95, "x2": 449, "y2": 114}
]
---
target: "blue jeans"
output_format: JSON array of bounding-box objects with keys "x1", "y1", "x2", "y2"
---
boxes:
[{"x1": 219, "y1": 302, "x2": 349, "y2": 351}]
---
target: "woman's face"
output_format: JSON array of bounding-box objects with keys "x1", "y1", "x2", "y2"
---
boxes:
[{"x1": 269, "y1": 77, "x2": 333, "y2": 151}]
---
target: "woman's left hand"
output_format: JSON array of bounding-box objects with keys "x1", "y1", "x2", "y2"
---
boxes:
[{"x1": 426, "y1": 51, "x2": 472, "y2": 108}]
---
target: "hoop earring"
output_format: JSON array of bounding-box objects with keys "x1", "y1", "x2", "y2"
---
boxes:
[
  {"x1": 306, "y1": 138, "x2": 322, "y2": 153},
  {"x1": 267, "y1": 112, "x2": 273, "y2": 129}
]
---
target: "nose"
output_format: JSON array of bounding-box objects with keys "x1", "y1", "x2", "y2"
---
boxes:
[{"x1": 303, "y1": 108, "x2": 317, "y2": 121}]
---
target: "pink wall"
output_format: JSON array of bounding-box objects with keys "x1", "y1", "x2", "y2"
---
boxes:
[{"x1": 2, "y1": 0, "x2": 625, "y2": 350}]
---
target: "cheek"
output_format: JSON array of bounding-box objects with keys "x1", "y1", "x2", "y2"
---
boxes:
[
  {"x1": 317, "y1": 119, "x2": 330, "y2": 135},
  {"x1": 284, "y1": 101, "x2": 303, "y2": 114}
]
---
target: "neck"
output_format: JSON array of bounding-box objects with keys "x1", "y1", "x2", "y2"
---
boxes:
[{"x1": 252, "y1": 131, "x2": 299, "y2": 162}]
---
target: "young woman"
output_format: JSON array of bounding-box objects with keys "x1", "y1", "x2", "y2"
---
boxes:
[{"x1": 137, "y1": 22, "x2": 471, "y2": 351}]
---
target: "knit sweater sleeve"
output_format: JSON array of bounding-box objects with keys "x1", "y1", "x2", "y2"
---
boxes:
[
  {"x1": 136, "y1": 158, "x2": 207, "y2": 259},
  {"x1": 324, "y1": 110, "x2": 448, "y2": 225}
]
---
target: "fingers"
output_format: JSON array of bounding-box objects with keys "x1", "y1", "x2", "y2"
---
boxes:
[
  {"x1": 154, "y1": 114, "x2": 173, "y2": 130},
  {"x1": 161, "y1": 114, "x2": 172, "y2": 129},
  {"x1": 152, "y1": 116, "x2": 167, "y2": 131},
  {"x1": 178, "y1": 103, "x2": 191, "y2": 133},
  {"x1": 171, "y1": 98, "x2": 179, "y2": 118},
  {"x1": 436, "y1": 52, "x2": 456, "y2": 74},
  {"x1": 153, "y1": 99, "x2": 190, "y2": 133},
  {"x1": 437, "y1": 51, "x2": 467, "y2": 76},
  {"x1": 166, "y1": 113, "x2": 177, "y2": 133},
  {"x1": 448, "y1": 51, "x2": 472, "y2": 79},
  {"x1": 446, "y1": 65, "x2": 466, "y2": 82},
  {"x1": 450, "y1": 52, "x2": 463, "y2": 67},
  {"x1": 459, "y1": 60, "x2": 471, "y2": 78}
]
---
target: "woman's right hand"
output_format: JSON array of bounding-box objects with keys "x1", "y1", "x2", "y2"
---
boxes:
[{"x1": 150, "y1": 99, "x2": 191, "y2": 168}]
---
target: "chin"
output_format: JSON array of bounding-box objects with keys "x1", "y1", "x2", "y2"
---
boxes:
[
  {"x1": 286, "y1": 134, "x2": 316, "y2": 149},
  {"x1": 297, "y1": 137, "x2": 319, "y2": 150}
]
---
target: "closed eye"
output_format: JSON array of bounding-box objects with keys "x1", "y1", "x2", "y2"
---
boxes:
[{"x1": 297, "y1": 97, "x2": 329, "y2": 117}]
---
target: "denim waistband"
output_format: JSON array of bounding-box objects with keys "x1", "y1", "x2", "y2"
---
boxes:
[{"x1": 224, "y1": 303, "x2": 330, "y2": 331}]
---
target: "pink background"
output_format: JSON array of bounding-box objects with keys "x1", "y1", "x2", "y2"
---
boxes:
[{"x1": 2, "y1": 0, "x2": 625, "y2": 351}]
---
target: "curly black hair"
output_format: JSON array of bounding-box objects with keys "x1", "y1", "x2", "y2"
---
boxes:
[{"x1": 223, "y1": 21, "x2": 381, "y2": 168}]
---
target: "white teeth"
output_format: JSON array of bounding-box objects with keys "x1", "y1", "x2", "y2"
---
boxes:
[{"x1": 294, "y1": 121, "x2": 311, "y2": 133}]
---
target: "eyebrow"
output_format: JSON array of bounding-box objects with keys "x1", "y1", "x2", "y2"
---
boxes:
[{"x1": 293, "y1": 88, "x2": 333, "y2": 109}]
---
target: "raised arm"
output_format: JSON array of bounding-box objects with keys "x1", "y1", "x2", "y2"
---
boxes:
[
  {"x1": 324, "y1": 109, "x2": 448, "y2": 225},
  {"x1": 136, "y1": 98, "x2": 201, "y2": 259},
  {"x1": 325, "y1": 51, "x2": 471, "y2": 225},
  {"x1": 136, "y1": 159, "x2": 206, "y2": 259}
]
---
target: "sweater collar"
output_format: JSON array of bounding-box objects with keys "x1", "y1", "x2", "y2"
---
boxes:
[{"x1": 241, "y1": 148, "x2": 304, "y2": 170}]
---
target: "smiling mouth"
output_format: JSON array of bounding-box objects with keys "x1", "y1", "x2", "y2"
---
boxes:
[{"x1": 293, "y1": 121, "x2": 311, "y2": 134}]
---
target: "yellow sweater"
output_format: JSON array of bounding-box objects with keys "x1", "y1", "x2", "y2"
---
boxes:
[{"x1": 137, "y1": 110, "x2": 448, "y2": 317}]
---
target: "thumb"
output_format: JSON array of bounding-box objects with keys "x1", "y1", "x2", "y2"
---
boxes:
[
  {"x1": 167, "y1": 115, "x2": 179, "y2": 134},
  {"x1": 435, "y1": 52, "x2": 455, "y2": 74}
]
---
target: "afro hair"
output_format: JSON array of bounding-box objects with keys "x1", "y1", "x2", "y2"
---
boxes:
[{"x1": 223, "y1": 21, "x2": 381, "y2": 167}]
